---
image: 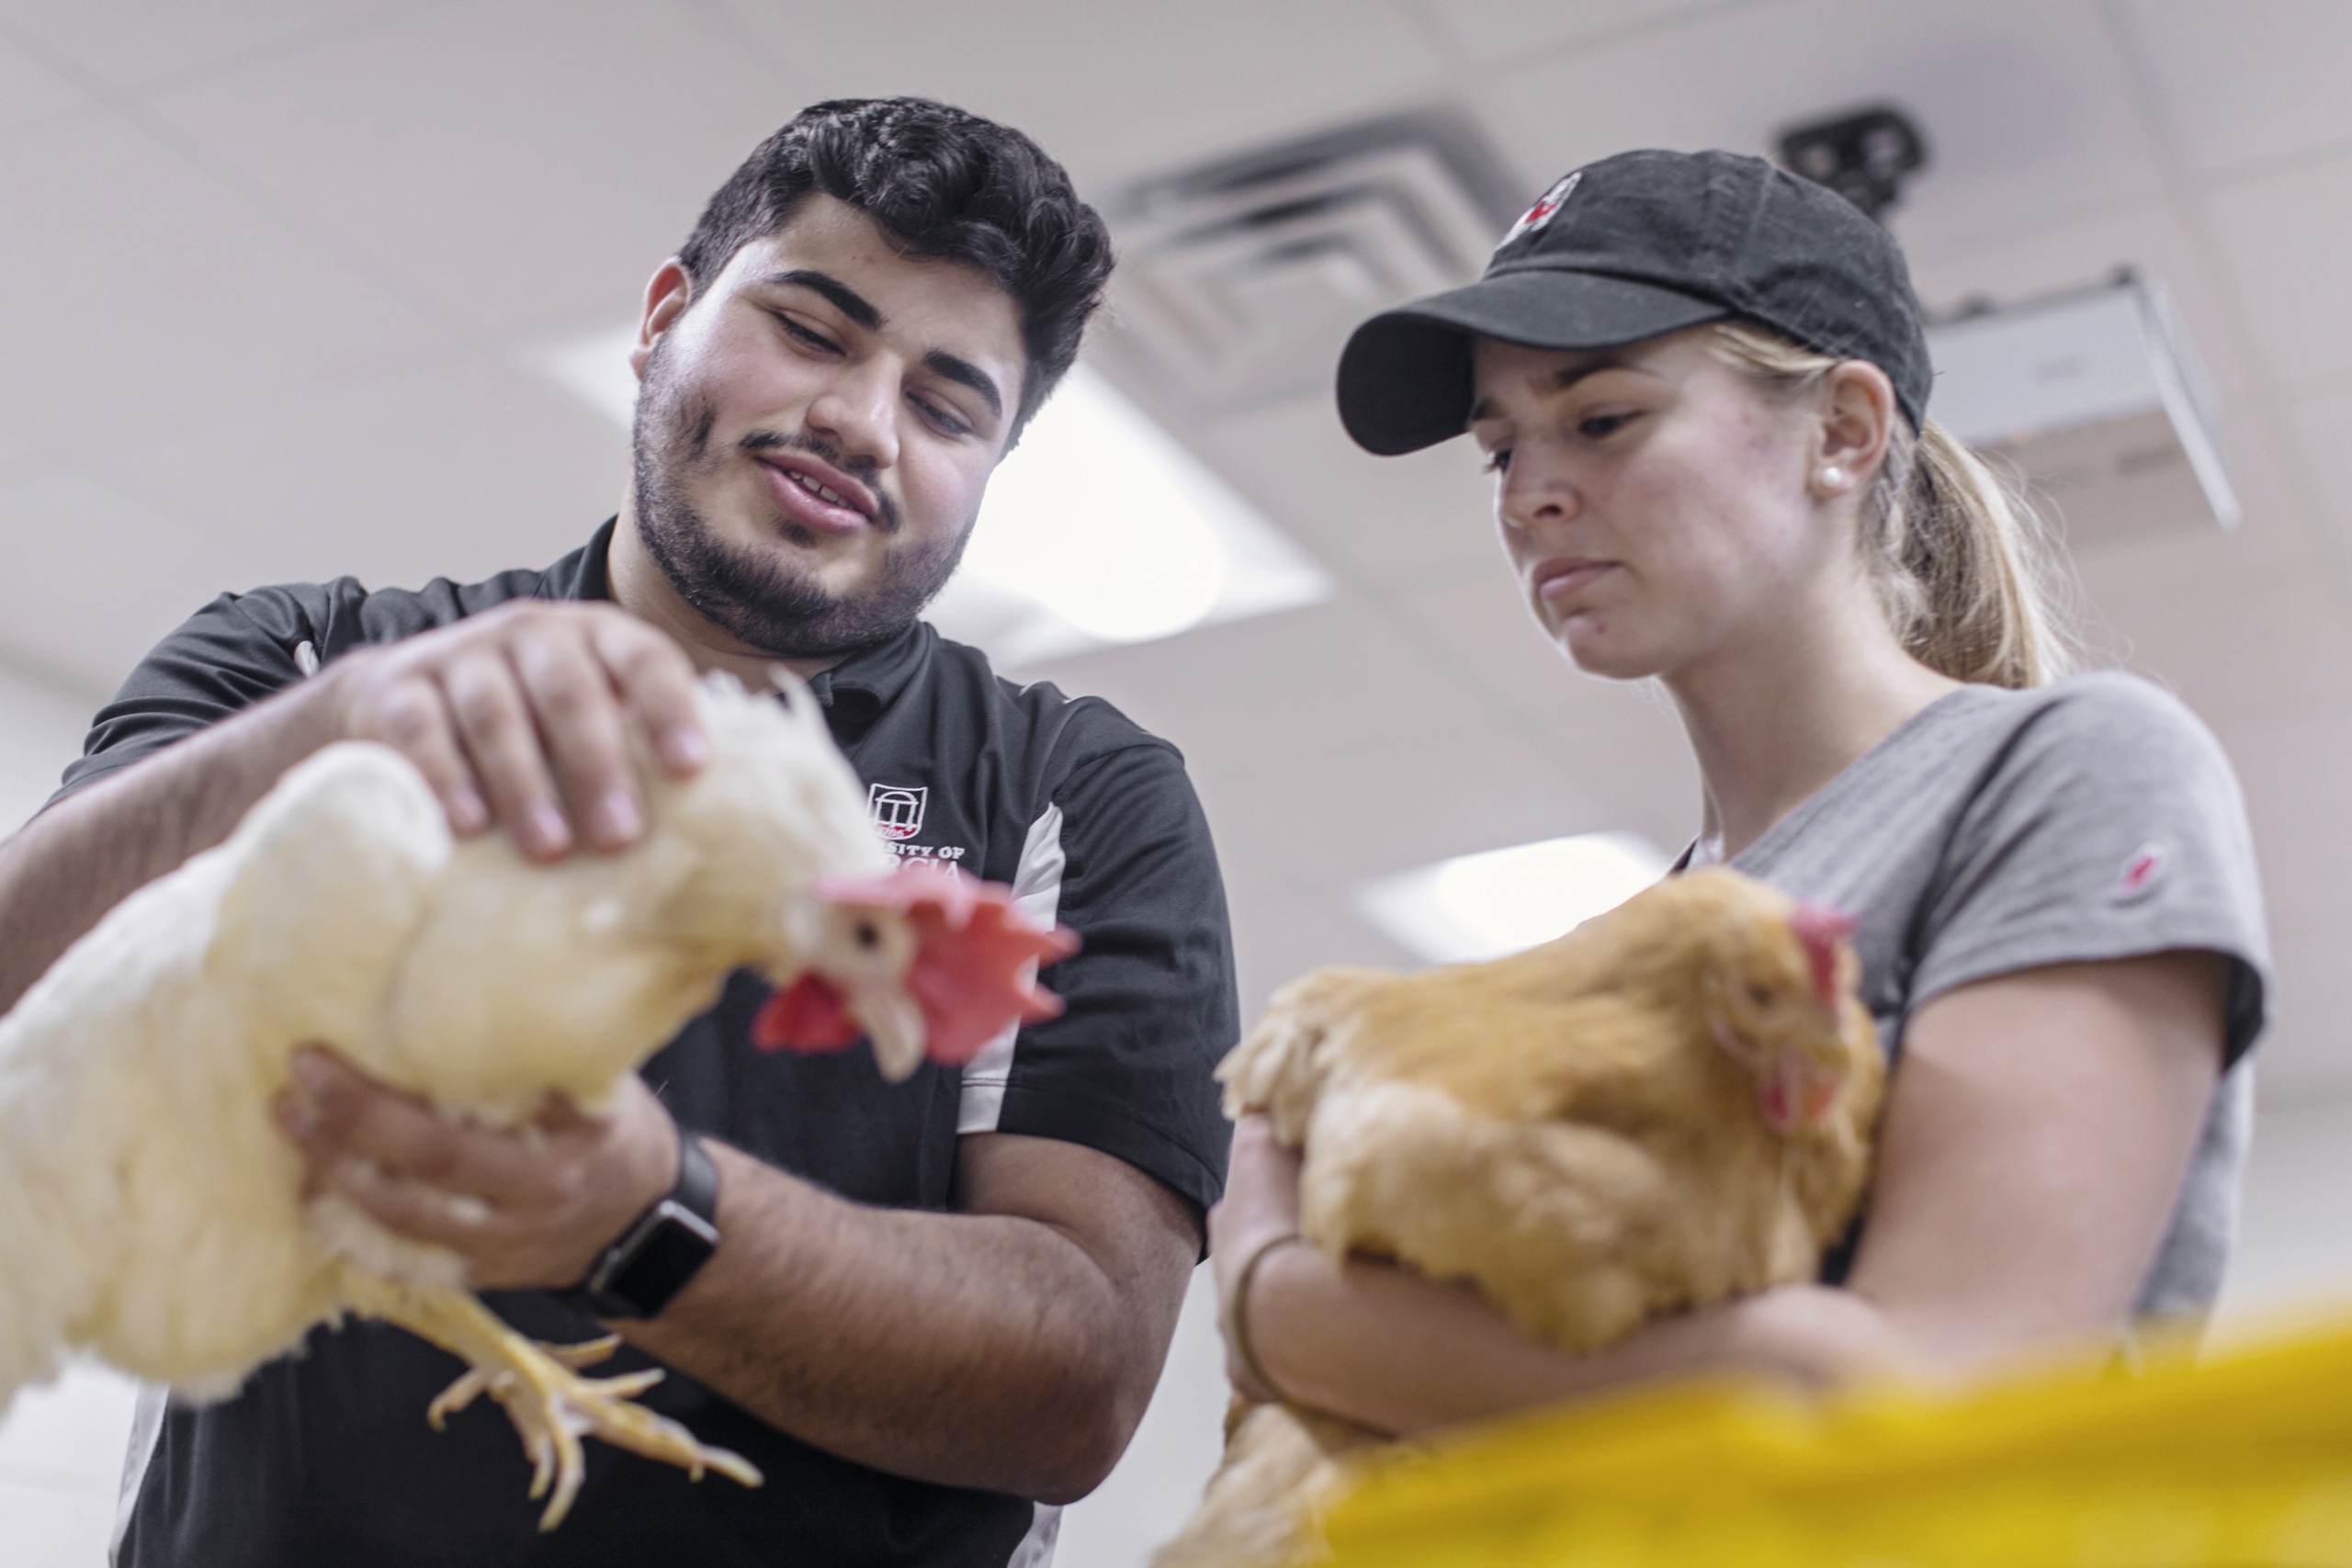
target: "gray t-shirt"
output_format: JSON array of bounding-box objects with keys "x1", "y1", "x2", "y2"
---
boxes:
[{"x1": 1710, "y1": 671, "x2": 2268, "y2": 1319}]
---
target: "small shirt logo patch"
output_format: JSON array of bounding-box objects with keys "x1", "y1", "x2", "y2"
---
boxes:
[
  {"x1": 2114, "y1": 842, "x2": 2167, "y2": 902},
  {"x1": 868, "y1": 783, "x2": 928, "y2": 842},
  {"x1": 1498, "y1": 170, "x2": 1581, "y2": 251}
]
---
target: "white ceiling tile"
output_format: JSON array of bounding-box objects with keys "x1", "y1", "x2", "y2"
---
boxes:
[
  {"x1": 1471, "y1": 0, "x2": 2165, "y2": 259},
  {"x1": 707, "y1": 0, "x2": 1447, "y2": 192},
  {"x1": 1408, "y1": 0, "x2": 1767, "y2": 70},
  {"x1": 2207, "y1": 709, "x2": 2352, "y2": 930},
  {"x1": 0, "y1": 419, "x2": 50, "y2": 472},
  {"x1": 1215, "y1": 847, "x2": 1419, "y2": 1019},
  {"x1": 0, "y1": 28, "x2": 83, "y2": 131},
  {"x1": 1393, "y1": 569, "x2": 1702, "y2": 852},
  {"x1": 1018, "y1": 597, "x2": 1494, "y2": 799},
  {"x1": 1905, "y1": 197, "x2": 2255, "y2": 406},
  {"x1": 2199, "y1": 148, "x2": 2352, "y2": 388},
  {"x1": 1184, "y1": 392, "x2": 1500, "y2": 590},
  {"x1": 0, "y1": 464, "x2": 252, "y2": 693},
  {"x1": 2056, "y1": 403, "x2": 2336, "y2": 685},
  {"x1": 0, "y1": 108, "x2": 456, "y2": 446},
  {"x1": 149, "y1": 0, "x2": 821, "y2": 339},
  {"x1": 96, "y1": 358, "x2": 626, "y2": 612},
  {"x1": 2059, "y1": 405, "x2": 2320, "y2": 615},
  {"x1": 2086, "y1": 570, "x2": 2352, "y2": 731},
  {"x1": 0, "y1": 0, "x2": 425, "y2": 90},
  {"x1": 1012, "y1": 595, "x2": 1600, "y2": 896},
  {"x1": 0, "y1": 660, "x2": 94, "y2": 829},
  {"x1": 2110, "y1": 0, "x2": 2352, "y2": 177},
  {"x1": 2252, "y1": 909, "x2": 2352, "y2": 1094},
  {"x1": 1204, "y1": 715, "x2": 1602, "y2": 886},
  {"x1": 2278, "y1": 376, "x2": 2352, "y2": 556}
]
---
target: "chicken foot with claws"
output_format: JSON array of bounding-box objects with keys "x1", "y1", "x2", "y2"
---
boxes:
[{"x1": 338, "y1": 1270, "x2": 763, "y2": 1529}]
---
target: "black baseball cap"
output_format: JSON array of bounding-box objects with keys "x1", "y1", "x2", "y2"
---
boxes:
[{"x1": 1335, "y1": 149, "x2": 1933, "y2": 455}]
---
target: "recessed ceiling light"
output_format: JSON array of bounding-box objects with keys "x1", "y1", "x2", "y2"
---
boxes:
[
  {"x1": 526, "y1": 331, "x2": 1329, "y2": 668},
  {"x1": 936, "y1": 366, "x2": 1328, "y2": 664},
  {"x1": 1356, "y1": 832, "x2": 1673, "y2": 964},
  {"x1": 530, "y1": 323, "x2": 640, "y2": 429}
]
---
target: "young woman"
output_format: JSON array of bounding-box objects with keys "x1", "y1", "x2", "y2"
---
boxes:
[{"x1": 1210, "y1": 150, "x2": 2267, "y2": 1433}]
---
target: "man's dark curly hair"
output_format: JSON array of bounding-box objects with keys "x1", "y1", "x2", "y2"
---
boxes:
[{"x1": 678, "y1": 97, "x2": 1114, "y2": 438}]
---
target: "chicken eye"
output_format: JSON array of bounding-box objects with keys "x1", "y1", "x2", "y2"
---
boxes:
[
  {"x1": 1746, "y1": 981, "x2": 1775, "y2": 1009},
  {"x1": 854, "y1": 919, "x2": 879, "y2": 950}
]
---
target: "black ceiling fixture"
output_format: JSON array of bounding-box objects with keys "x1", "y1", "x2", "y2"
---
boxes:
[{"x1": 1776, "y1": 106, "x2": 1928, "y2": 223}]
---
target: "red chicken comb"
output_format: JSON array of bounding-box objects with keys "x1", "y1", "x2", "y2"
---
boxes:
[
  {"x1": 752, "y1": 865, "x2": 1080, "y2": 1069},
  {"x1": 1787, "y1": 901, "x2": 1856, "y2": 1012}
]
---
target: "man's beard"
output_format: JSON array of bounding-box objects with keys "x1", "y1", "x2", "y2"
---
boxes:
[{"x1": 629, "y1": 340, "x2": 971, "y2": 660}]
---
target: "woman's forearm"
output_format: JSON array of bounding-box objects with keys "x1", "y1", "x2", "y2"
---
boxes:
[{"x1": 1245, "y1": 1243, "x2": 1911, "y2": 1437}]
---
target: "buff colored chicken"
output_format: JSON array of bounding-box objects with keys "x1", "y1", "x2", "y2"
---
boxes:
[
  {"x1": 0, "y1": 671, "x2": 1070, "y2": 1529},
  {"x1": 1158, "y1": 867, "x2": 1883, "y2": 1567}
]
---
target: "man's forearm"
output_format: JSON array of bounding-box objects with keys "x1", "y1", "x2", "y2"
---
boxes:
[
  {"x1": 623, "y1": 1140, "x2": 1189, "y2": 1503},
  {"x1": 0, "y1": 681, "x2": 336, "y2": 1012}
]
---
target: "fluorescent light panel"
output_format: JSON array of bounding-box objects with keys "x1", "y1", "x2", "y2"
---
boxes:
[
  {"x1": 529, "y1": 330, "x2": 1330, "y2": 669},
  {"x1": 1356, "y1": 832, "x2": 1673, "y2": 964},
  {"x1": 534, "y1": 324, "x2": 641, "y2": 429}
]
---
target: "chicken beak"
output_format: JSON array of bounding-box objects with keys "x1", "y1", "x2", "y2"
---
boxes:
[
  {"x1": 1759, "y1": 1051, "x2": 1841, "y2": 1134},
  {"x1": 852, "y1": 988, "x2": 928, "y2": 1083}
]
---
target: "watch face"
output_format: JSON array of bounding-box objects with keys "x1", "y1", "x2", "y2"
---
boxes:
[{"x1": 612, "y1": 1201, "x2": 720, "y2": 1314}]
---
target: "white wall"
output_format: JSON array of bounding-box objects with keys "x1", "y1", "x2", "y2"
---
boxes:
[
  {"x1": 0, "y1": 663, "x2": 94, "y2": 830},
  {"x1": 2218, "y1": 1088, "x2": 2352, "y2": 1327},
  {"x1": 0, "y1": 1368, "x2": 139, "y2": 1567},
  {"x1": 1059, "y1": 1269, "x2": 1227, "y2": 1568}
]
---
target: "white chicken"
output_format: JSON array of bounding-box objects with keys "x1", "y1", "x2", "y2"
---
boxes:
[{"x1": 0, "y1": 671, "x2": 1072, "y2": 1528}]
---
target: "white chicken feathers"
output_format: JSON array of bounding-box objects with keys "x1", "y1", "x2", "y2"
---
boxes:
[{"x1": 0, "y1": 671, "x2": 895, "y2": 1517}]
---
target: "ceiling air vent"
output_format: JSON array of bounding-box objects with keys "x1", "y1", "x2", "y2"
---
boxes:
[{"x1": 1095, "y1": 110, "x2": 1522, "y2": 418}]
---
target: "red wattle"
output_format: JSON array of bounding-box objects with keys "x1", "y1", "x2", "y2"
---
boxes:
[{"x1": 750, "y1": 974, "x2": 862, "y2": 1053}]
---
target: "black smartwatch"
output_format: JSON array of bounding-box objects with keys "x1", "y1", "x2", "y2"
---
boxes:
[{"x1": 559, "y1": 1129, "x2": 721, "y2": 1321}]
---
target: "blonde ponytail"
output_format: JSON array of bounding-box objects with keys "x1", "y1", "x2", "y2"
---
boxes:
[{"x1": 1705, "y1": 321, "x2": 2075, "y2": 689}]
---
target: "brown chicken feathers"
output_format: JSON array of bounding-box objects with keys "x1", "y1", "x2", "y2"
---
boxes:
[{"x1": 1159, "y1": 867, "x2": 1884, "y2": 1567}]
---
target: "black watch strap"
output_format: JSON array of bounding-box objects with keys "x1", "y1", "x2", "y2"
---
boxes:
[{"x1": 558, "y1": 1129, "x2": 721, "y2": 1321}]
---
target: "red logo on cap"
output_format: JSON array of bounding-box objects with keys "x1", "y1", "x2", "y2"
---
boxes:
[{"x1": 1498, "y1": 171, "x2": 1582, "y2": 250}]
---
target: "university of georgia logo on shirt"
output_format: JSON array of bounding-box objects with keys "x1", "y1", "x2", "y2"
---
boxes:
[
  {"x1": 867, "y1": 783, "x2": 927, "y2": 842},
  {"x1": 1497, "y1": 170, "x2": 1581, "y2": 251},
  {"x1": 2113, "y1": 840, "x2": 2168, "y2": 903}
]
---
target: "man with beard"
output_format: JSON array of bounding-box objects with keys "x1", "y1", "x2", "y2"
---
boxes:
[{"x1": 0, "y1": 98, "x2": 1236, "y2": 1568}]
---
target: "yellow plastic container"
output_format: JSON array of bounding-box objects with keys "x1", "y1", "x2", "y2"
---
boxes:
[{"x1": 1320, "y1": 1314, "x2": 2352, "y2": 1567}]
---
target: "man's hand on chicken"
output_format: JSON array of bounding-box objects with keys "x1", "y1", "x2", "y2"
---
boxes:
[
  {"x1": 271, "y1": 1045, "x2": 757, "y2": 1522},
  {"x1": 274, "y1": 1046, "x2": 680, "y2": 1297},
  {"x1": 323, "y1": 598, "x2": 714, "y2": 864}
]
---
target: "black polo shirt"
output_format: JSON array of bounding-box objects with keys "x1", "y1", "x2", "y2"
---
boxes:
[{"x1": 73, "y1": 521, "x2": 1238, "y2": 1568}]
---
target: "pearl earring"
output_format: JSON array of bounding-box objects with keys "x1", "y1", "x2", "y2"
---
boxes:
[{"x1": 1819, "y1": 466, "x2": 1847, "y2": 491}]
